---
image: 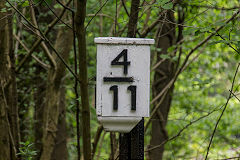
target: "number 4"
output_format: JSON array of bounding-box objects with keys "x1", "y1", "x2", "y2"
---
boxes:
[{"x1": 111, "y1": 49, "x2": 130, "y2": 75}]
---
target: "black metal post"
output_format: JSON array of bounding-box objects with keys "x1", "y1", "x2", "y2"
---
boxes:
[{"x1": 119, "y1": 118, "x2": 144, "y2": 159}]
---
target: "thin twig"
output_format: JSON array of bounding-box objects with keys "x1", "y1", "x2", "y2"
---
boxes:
[
  {"x1": 16, "y1": 0, "x2": 72, "y2": 72},
  {"x1": 42, "y1": 0, "x2": 73, "y2": 30},
  {"x1": 56, "y1": 0, "x2": 74, "y2": 12},
  {"x1": 115, "y1": 0, "x2": 117, "y2": 35},
  {"x1": 28, "y1": 0, "x2": 57, "y2": 68},
  {"x1": 121, "y1": 0, "x2": 129, "y2": 17},
  {"x1": 189, "y1": 5, "x2": 240, "y2": 10},
  {"x1": 215, "y1": 156, "x2": 240, "y2": 160},
  {"x1": 146, "y1": 105, "x2": 222, "y2": 152},
  {"x1": 96, "y1": 131, "x2": 106, "y2": 160},
  {"x1": 11, "y1": 0, "x2": 84, "y2": 85},
  {"x1": 72, "y1": 8, "x2": 81, "y2": 160},
  {"x1": 140, "y1": 11, "x2": 166, "y2": 38},
  {"x1": 229, "y1": 90, "x2": 240, "y2": 102},
  {"x1": 43, "y1": 35, "x2": 83, "y2": 84},
  {"x1": 85, "y1": 0, "x2": 109, "y2": 29},
  {"x1": 6, "y1": 0, "x2": 41, "y2": 32},
  {"x1": 145, "y1": 9, "x2": 240, "y2": 135},
  {"x1": 87, "y1": 13, "x2": 113, "y2": 20},
  {"x1": 151, "y1": 38, "x2": 185, "y2": 71},
  {"x1": 216, "y1": 31, "x2": 240, "y2": 54},
  {"x1": 151, "y1": 9, "x2": 240, "y2": 105},
  {"x1": 92, "y1": 125, "x2": 103, "y2": 159},
  {"x1": 144, "y1": 91, "x2": 168, "y2": 133},
  {"x1": 205, "y1": 63, "x2": 240, "y2": 159},
  {"x1": 13, "y1": 34, "x2": 50, "y2": 69}
]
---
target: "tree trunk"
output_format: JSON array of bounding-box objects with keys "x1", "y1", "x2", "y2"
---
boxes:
[
  {"x1": 0, "y1": 1, "x2": 12, "y2": 159},
  {"x1": 149, "y1": 10, "x2": 176, "y2": 160},
  {"x1": 40, "y1": 26, "x2": 73, "y2": 160},
  {"x1": 34, "y1": 70, "x2": 46, "y2": 159},
  {"x1": 5, "y1": 9, "x2": 21, "y2": 160},
  {"x1": 51, "y1": 87, "x2": 68, "y2": 160},
  {"x1": 75, "y1": 0, "x2": 92, "y2": 159}
]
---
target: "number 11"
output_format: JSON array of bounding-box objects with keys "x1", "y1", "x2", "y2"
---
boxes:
[{"x1": 110, "y1": 85, "x2": 137, "y2": 111}]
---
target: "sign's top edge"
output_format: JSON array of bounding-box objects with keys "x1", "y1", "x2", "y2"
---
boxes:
[{"x1": 94, "y1": 37, "x2": 155, "y2": 45}]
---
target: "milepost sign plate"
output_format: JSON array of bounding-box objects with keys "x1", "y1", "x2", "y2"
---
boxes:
[{"x1": 95, "y1": 37, "x2": 154, "y2": 132}]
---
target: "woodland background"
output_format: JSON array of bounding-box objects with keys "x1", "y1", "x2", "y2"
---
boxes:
[{"x1": 0, "y1": 0, "x2": 240, "y2": 159}]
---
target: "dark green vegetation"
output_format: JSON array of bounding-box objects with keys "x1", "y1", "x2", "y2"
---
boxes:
[{"x1": 0, "y1": 0, "x2": 240, "y2": 159}]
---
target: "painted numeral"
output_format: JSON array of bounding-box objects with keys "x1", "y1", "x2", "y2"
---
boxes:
[
  {"x1": 109, "y1": 85, "x2": 136, "y2": 111},
  {"x1": 127, "y1": 85, "x2": 137, "y2": 111},
  {"x1": 111, "y1": 49, "x2": 130, "y2": 75},
  {"x1": 110, "y1": 85, "x2": 118, "y2": 110}
]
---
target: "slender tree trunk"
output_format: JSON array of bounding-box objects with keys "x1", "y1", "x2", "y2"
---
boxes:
[
  {"x1": 40, "y1": 26, "x2": 73, "y2": 160},
  {"x1": 75, "y1": 0, "x2": 91, "y2": 159},
  {"x1": 5, "y1": 9, "x2": 21, "y2": 160},
  {"x1": 51, "y1": 86, "x2": 68, "y2": 160},
  {"x1": 32, "y1": 3, "x2": 58, "y2": 159},
  {"x1": 0, "y1": 2, "x2": 11, "y2": 159},
  {"x1": 127, "y1": 0, "x2": 140, "y2": 38},
  {"x1": 34, "y1": 72, "x2": 46, "y2": 160},
  {"x1": 149, "y1": 10, "x2": 176, "y2": 160}
]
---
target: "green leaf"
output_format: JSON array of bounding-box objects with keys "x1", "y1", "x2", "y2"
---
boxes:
[
  {"x1": 214, "y1": 21, "x2": 225, "y2": 27},
  {"x1": 156, "y1": 48, "x2": 162, "y2": 52},
  {"x1": 159, "y1": 0, "x2": 169, "y2": 5},
  {"x1": 209, "y1": 40, "x2": 231, "y2": 45},
  {"x1": 160, "y1": 54, "x2": 170, "y2": 59},
  {"x1": 171, "y1": 56, "x2": 178, "y2": 62},
  {"x1": 21, "y1": 1, "x2": 29, "y2": 7},
  {"x1": 194, "y1": 29, "x2": 201, "y2": 36},
  {"x1": 5, "y1": 2, "x2": 10, "y2": 8},
  {"x1": 162, "y1": 2, "x2": 173, "y2": 9},
  {"x1": 0, "y1": 8, "x2": 7, "y2": 13},
  {"x1": 54, "y1": 3, "x2": 62, "y2": 9},
  {"x1": 182, "y1": 28, "x2": 196, "y2": 36},
  {"x1": 200, "y1": 27, "x2": 212, "y2": 33}
]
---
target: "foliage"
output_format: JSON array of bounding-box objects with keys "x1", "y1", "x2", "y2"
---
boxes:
[
  {"x1": 1, "y1": 0, "x2": 240, "y2": 159},
  {"x1": 17, "y1": 141, "x2": 37, "y2": 160}
]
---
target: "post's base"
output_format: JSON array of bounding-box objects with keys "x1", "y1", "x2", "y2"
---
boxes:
[{"x1": 97, "y1": 116, "x2": 142, "y2": 133}]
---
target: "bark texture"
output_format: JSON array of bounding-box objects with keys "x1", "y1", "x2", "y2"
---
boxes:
[
  {"x1": 127, "y1": 0, "x2": 140, "y2": 37},
  {"x1": 0, "y1": 1, "x2": 20, "y2": 159},
  {"x1": 40, "y1": 26, "x2": 73, "y2": 160},
  {"x1": 149, "y1": 10, "x2": 176, "y2": 160},
  {"x1": 51, "y1": 87, "x2": 68, "y2": 160},
  {"x1": 0, "y1": 1, "x2": 11, "y2": 159},
  {"x1": 5, "y1": 10, "x2": 20, "y2": 160},
  {"x1": 75, "y1": 0, "x2": 92, "y2": 159},
  {"x1": 34, "y1": 73, "x2": 46, "y2": 160}
]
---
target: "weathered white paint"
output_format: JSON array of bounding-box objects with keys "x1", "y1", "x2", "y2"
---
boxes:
[
  {"x1": 94, "y1": 37, "x2": 155, "y2": 45},
  {"x1": 98, "y1": 117, "x2": 142, "y2": 132},
  {"x1": 95, "y1": 37, "x2": 154, "y2": 132}
]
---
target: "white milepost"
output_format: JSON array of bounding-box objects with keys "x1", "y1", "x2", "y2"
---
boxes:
[{"x1": 95, "y1": 37, "x2": 154, "y2": 133}]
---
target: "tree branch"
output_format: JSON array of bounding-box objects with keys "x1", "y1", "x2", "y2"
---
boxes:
[
  {"x1": 204, "y1": 63, "x2": 240, "y2": 159},
  {"x1": 13, "y1": 33, "x2": 50, "y2": 69},
  {"x1": 140, "y1": 11, "x2": 166, "y2": 38},
  {"x1": 189, "y1": 5, "x2": 240, "y2": 10},
  {"x1": 150, "y1": 9, "x2": 240, "y2": 105},
  {"x1": 16, "y1": 0, "x2": 72, "y2": 72},
  {"x1": 92, "y1": 125, "x2": 103, "y2": 159},
  {"x1": 146, "y1": 105, "x2": 222, "y2": 152},
  {"x1": 28, "y1": 0, "x2": 57, "y2": 69},
  {"x1": 42, "y1": 0, "x2": 73, "y2": 30},
  {"x1": 85, "y1": 0, "x2": 109, "y2": 29}
]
